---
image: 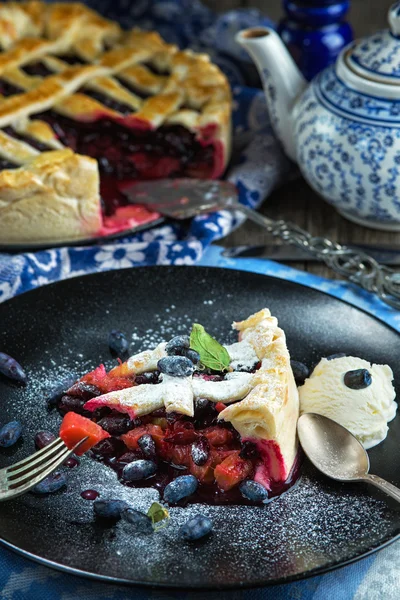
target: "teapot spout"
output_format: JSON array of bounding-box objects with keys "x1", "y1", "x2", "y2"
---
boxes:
[{"x1": 237, "y1": 28, "x2": 306, "y2": 161}]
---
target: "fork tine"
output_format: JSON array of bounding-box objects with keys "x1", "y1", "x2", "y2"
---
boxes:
[
  {"x1": 0, "y1": 436, "x2": 89, "y2": 501},
  {"x1": 0, "y1": 450, "x2": 72, "y2": 501},
  {"x1": 6, "y1": 438, "x2": 65, "y2": 473},
  {"x1": 8, "y1": 446, "x2": 72, "y2": 488},
  {"x1": 7, "y1": 439, "x2": 67, "y2": 479}
]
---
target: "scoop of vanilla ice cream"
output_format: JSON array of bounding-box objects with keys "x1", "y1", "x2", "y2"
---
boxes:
[{"x1": 299, "y1": 356, "x2": 397, "y2": 449}]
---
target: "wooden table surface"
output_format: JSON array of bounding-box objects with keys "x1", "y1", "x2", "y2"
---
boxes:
[{"x1": 205, "y1": 0, "x2": 397, "y2": 279}]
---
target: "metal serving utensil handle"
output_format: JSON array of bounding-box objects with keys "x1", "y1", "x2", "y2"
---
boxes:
[
  {"x1": 362, "y1": 474, "x2": 400, "y2": 504},
  {"x1": 232, "y1": 202, "x2": 400, "y2": 310}
]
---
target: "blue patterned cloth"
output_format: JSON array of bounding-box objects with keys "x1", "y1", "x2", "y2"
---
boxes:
[{"x1": 0, "y1": 1, "x2": 400, "y2": 598}]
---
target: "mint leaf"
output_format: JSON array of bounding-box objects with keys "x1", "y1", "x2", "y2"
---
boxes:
[
  {"x1": 190, "y1": 324, "x2": 230, "y2": 372},
  {"x1": 147, "y1": 502, "x2": 170, "y2": 531}
]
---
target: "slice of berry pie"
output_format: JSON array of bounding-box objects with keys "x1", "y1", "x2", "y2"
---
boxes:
[
  {"x1": 58, "y1": 309, "x2": 300, "y2": 505},
  {"x1": 0, "y1": 2, "x2": 231, "y2": 243}
]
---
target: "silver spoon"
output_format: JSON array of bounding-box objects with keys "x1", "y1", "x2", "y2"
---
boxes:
[
  {"x1": 297, "y1": 413, "x2": 400, "y2": 503},
  {"x1": 124, "y1": 179, "x2": 400, "y2": 310}
]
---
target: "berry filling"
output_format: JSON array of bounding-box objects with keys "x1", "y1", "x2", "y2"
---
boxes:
[
  {"x1": 36, "y1": 114, "x2": 215, "y2": 185},
  {"x1": 55, "y1": 363, "x2": 300, "y2": 505},
  {"x1": 0, "y1": 60, "x2": 222, "y2": 238}
]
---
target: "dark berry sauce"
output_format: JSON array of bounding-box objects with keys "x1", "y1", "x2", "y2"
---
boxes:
[
  {"x1": 57, "y1": 370, "x2": 301, "y2": 506},
  {"x1": 81, "y1": 489, "x2": 100, "y2": 500}
]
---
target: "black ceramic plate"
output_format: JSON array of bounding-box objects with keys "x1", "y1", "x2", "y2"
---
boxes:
[{"x1": 0, "y1": 266, "x2": 399, "y2": 589}]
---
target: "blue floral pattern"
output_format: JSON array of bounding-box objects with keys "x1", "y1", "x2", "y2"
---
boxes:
[
  {"x1": 349, "y1": 33, "x2": 400, "y2": 79},
  {"x1": 295, "y1": 65, "x2": 400, "y2": 223},
  {"x1": 348, "y1": 2, "x2": 400, "y2": 79},
  {"x1": 316, "y1": 69, "x2": 400, "y2": 125}
]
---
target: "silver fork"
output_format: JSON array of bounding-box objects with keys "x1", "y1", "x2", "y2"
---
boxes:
[{"x1": 0, "y1": 436, "x2": 87, "y2": 501}]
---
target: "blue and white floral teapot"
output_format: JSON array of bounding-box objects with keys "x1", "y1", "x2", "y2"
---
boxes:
[{"x1": 237, "y1": 2, "x2": 400, "y2": 231}]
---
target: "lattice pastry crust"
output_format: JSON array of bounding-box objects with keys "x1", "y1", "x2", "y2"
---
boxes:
[{"x1": 0, "y1": 2, "x2": 232, "y2": 243}]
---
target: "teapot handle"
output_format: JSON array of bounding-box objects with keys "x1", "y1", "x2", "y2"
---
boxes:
[{"x1": 389, "y1": 2, "x2": 400, "y2": 36}]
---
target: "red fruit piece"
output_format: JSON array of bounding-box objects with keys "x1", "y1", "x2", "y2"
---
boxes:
[
  {"x1": 121, "y1": 424, "x2": 164, "y2": 451},
  {"x1": 189, "y1": 457, "x2": 215, "y2": 484},
  {"x1": 214, "y1": 451, "x2": 253, "y2": 491},
  {"x1": 202, "y1": 426, "x2": 234, "y2": 447},
  {"x1": 165, "y1": 423, "x2": 199, "y2": 445},
  {"x1": 169, "y1": 444, "x2": 192, "y2": 467},
  {"x1": 109, "y1": 362, "x2": 131, "y2": 378},
  {"x1": 80, "y1": 364, "x2": 134, "y2": 394},
  {"x1": 81, "y1": 364, "x2": 107, "y2": 386},
  {"x1": 215, "y1": 402, "x2": 227, "y2": 413},
  {"x1": 210, "y1": 448, "x2": 238, "y2": 467},
  {"x1": 59, "y1": 413, "x2": 110, "y2": 456},
  {"x1": 98, "y1": 375, "x2": 134, "y2": 394}
]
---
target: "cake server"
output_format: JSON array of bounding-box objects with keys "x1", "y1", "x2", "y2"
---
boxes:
[
  {"x1": 298, "y1": 413, "x2": 400, "y2": 504},
  {"x1": 123, "y1": 179, "x2": 400, "y2": 310}
]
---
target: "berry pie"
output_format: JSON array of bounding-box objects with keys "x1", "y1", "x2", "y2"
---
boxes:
[
  {"x1": 58, "y1": 309, "x2": 300, "y2": 505},
  {"x1": 0, "y1": 2, "x2": 232, "y2": 243}
]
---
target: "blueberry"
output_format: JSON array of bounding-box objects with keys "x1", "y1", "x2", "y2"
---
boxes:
[
  {"x1": 122, "y1": 459, "x2": 157, "y2": 481},
  {"x1": 97, "y1": 415, "x2": 132, "y2": 435},
  {"x1": 165, "y1": 335, "x2": 190, "y2": 356},
  {"x1": 91, "y1": 437, "x2": 125, "y2": 457},
  {"x1": 239, "y1": 440, "x2": 260, "y2": 460},
  {"x1": 163, "y1": 475, "x2": 198, "y2": 503},
  {"x1": 57, "y1": 395, "x2": 86, "y2": 415},
  {"x1": 34, "y1": 430, "x2": 56, "y2": 449},
  {"x1": 344, "y1": 368, "x2": 372, "y2": 390},
  {"x1": 108, "y1": 330, "x2": 130, "y2": 357},
  {"x1": 326, "y1": 353, "x2": 347, "y2": 361},
  {"x1": 65, "y1": 382, "x2": 101, "y2": 400},
  {"x1": 158, "y1": 356, "x2": 194, "y2": 378},
  {"x1": 195, "y1": 397, "x2": 210, "y2": 412},
  {"x1": 290, "y1": 360, "x2": 310, "y2": 385},
  {"x1": 135, "y1": 371, "x2": 160, "y2": 385},
  {"x1": 0, "y1": 352, "x2": 27, "y2": 385},
  {"x1": 32, "y1": 471, "x2": 67, "y2": 494},
  {"x1": 121, "y1": 508, "x2": 153, "y2": 534},
  {"x1": 138, "y1": 434, "x2": 156, "y2": 459},
  {"x1": 239, "y1": 480, "x2": 269, "y2": 502},
  {"x1": 93, "y1": 499, "x2": 129, "y2": 520},
  {"x1": 184, "y1": 349, "x2": 200, "y2": 364},
  {"x1": 45, "y1": 375, "x2": 78, "y2": 408},
  {"x1": 0, "y1": 421, "x2": 22, "y2": 447},
  {"x1": 191, "y1": 437, "x2": 210, "y2": 466},
  {"x1": 179, "y1": 514, "x2": 212, "y2": 541}
]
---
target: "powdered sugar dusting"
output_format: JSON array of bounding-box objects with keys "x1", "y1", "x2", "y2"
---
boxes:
[
  {"x1": 12, "y1": 358, "x2": 398, "y2": 586},
  {"x1": 18, "y1": 458, "x2": 396, "y2": 587}
]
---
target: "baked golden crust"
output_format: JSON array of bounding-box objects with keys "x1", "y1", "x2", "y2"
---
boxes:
[
  {"x1": 0, "y1": 3, "x2": 231, "y2": 135},
  {"x1": 218, "y1": 309, "x2": 299, "y2": 479},
  {"x1": 0, "y1": 149, "x2": 102, "y2": 242},
  {"x1": 0, "y1": 2, "x2": 232, "y2": 243}
]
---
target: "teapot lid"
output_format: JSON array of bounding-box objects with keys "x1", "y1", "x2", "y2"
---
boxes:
[{"x1": 344, "y1": 2, "x2": 400, "y2": 84}]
